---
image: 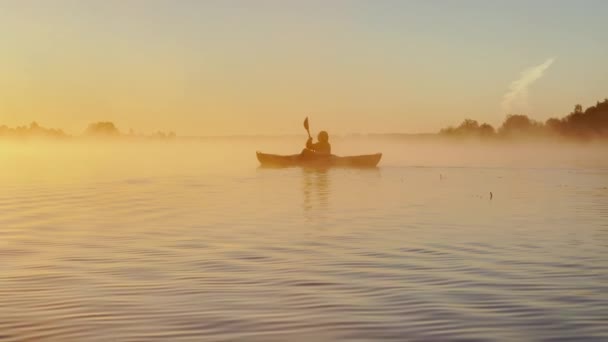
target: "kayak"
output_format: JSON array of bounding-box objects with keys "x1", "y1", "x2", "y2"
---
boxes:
[{"x1": 256, "y1": 151, "x2": 382, "y2": 168}]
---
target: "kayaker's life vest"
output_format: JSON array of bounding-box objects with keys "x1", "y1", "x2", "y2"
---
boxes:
[{"x1": 306, "y1": 140, "x2": 331, "y2": 154}]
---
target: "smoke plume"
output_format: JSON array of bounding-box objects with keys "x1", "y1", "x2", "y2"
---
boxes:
[{"x1": 502, "y1": 57, "x2": 555, "y2": 114}]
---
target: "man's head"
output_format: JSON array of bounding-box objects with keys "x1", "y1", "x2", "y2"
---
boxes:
[{"x1": 318, "y1": 131, "x2": 329, "y2": 143}]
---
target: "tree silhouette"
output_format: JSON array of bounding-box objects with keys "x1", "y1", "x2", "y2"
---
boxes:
[
  {"x1": 85, "y1": 122, "x2": 121, "y2": 136},
  {"x1": 0, "y1": 122, "x2": 68, "y2": 139},
  {"x1": 439, "y1": 119, "x2": 495, "y2": 138},
  {"x1": 440, "y1": 99, "x2": 608, "y2": 140}
]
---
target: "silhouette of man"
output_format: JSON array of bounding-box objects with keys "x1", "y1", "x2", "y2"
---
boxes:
[{"x1": 302, "y1": 131, "x2": 331, "y2": 156}]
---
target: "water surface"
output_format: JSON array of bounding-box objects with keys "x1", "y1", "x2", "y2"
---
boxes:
[{"x1": 1, "y1": 139, "x2": 607, "y2": 341}]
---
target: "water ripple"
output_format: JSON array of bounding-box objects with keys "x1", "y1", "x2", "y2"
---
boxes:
[{"x1": 1, "y1": 161, "x2": 606, "y2": 341}]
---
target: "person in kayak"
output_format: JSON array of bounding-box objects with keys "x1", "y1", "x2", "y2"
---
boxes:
[{"x1": 302, "y1": 131, "x2": 331, "y2": 156}]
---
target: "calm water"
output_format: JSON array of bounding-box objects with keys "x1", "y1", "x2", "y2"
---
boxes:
[{"x1": 1, "y1": 139, "x2": 607, "y2": 341}]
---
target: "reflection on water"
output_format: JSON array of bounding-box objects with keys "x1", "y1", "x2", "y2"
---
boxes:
[
  {"x1": 302, "y1": 168, "x2": 330, "y2": 218},
  {"x1": 0, "y1": 141, "x2": 607, "y2": 341}
]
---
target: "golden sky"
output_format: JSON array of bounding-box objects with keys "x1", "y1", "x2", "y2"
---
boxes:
[{"x1": 1, "y1": 1, "x2": 607, "y2": 136}]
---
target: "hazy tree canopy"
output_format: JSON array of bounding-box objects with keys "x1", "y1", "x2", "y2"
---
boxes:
[
  {"x1": 2, "y1": 100, "x2": 607, "y2": 141},
  {"x1": 440, "y1": 119, "x2": 496, "y2": 137},
  {"x1": 557, "y1": 100, "x2": 608, "y2": 138},
  {"x1": 498, "y1": 114, "x2": 544, "y2": 137},
  {"x1": 83, "y1": 122, "x2": 177, "y2": 139},
  {"x1": 86, "y1": 122, "x2": 121, "y2": 136},
  {"x1": 479, "y1": 123, "x2": 495, "y2": 136},
  {"x1": 0, "y1": 122, "x2": 68, "y2": 139},
  {"x1": 0, "y1": 121, "x2": 176, "y2": 140},
  {"x1": 440, "y1": 99, "x2": 608, "y2": 140}
]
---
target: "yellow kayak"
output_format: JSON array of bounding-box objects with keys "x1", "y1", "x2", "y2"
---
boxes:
[{"x1": 256, "y1": 151, "x2": 382, "y2": 168}]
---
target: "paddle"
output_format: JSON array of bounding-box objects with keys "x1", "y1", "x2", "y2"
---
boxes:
[{"x1": 303, "y1": 117, "x2": 312, "y2": 139}]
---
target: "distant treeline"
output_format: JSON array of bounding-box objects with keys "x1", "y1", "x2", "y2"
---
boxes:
[
  {"x1": 3, "y1": 99, "x2": 608, "y2": 141},
  {"x1": 85, "y1": 122, "x2": 176, "y2": 140},
  {"x1": 0, "y1": 122, "x2": 68, "y2": 139},
  {"x1": 440, "y1": 99, "x2": 608, "y2": 140},
  {"x1": 0, "y1": 121, "x2": 176, "y2": 140}
]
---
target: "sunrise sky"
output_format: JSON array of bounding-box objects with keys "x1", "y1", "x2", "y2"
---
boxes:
[{"x1": 1, "y1": 0, "x2": 607, "y2": 136}]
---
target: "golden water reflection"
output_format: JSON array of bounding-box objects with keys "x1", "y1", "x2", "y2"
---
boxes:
[{"x1": 302, "y1": 168, "x2": 330, "y2": 218}]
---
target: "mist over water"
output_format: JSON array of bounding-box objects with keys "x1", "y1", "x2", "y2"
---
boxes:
[{"x1": 1, "y1": 138, "x2": 607, "y2": 341}]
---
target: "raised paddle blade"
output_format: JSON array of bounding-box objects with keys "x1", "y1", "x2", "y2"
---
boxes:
[{"x1": 303, "y1": 117, "x2": 311, "y2": 138}]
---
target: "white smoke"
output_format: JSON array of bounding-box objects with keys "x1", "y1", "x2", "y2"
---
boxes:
[{"x1": 501, "y1": 57, "x2": 555, "y2": 114}]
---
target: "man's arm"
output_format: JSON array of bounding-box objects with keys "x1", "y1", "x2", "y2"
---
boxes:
[{"x1": 306, "y1": 138, "x2": 314, "y2": 149}]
